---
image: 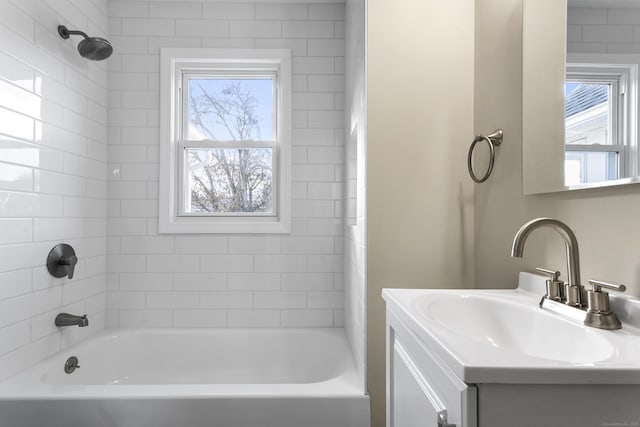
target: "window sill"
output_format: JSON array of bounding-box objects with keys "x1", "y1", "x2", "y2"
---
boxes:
[{"x1": 158, "y1": 217, "x2": 291, "y2": 234}]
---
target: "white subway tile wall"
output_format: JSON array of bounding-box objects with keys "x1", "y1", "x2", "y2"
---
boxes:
[
  {"x1": 568, "y1": 7, "x2": 640, "y2": 53},
  {"x1": 106, "y1": 1, "x2": 345, "y2": 328},
  {"x1": 0, "y1": 0, "x2": 108, "y2": 380}
]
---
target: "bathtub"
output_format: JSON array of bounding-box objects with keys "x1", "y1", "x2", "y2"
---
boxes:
[{"x1": 0, "y1": 328, "x2": 370, "y2": 427}]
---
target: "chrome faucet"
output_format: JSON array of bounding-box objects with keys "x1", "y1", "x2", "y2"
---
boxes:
[
  {"x1": 511, "y1": 218, "x2": 584, "y2": 307},
  {"x1": 55, "y1": 313, "x2": 89, "y2": 327}
]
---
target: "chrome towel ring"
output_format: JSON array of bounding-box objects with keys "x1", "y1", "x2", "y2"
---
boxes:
[{"x1": 467, "y1": 129, "x2": 503, "y2": 183}]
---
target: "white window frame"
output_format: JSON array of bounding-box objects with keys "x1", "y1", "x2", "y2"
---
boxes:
[
  {"x1": 159, "y1": 48, "x2": 291, "y2": 234},
  {"x1": 565, "y1": 53, "x2": 639, "y2": 188}
]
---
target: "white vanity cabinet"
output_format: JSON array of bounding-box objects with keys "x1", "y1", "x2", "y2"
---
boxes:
[
  {"x1": 387, "y1": 309, "x2": 477, "y2": 427},
  {"x1": 384, "y1": 277, "x2": 640, "y2": 427},
  {"x1": 386, "y1": 300, "x2": 640, "y2": 427}
]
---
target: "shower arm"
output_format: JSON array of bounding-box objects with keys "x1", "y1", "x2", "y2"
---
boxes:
[{"x1": 57, "y1": 26, "x2": 89, "y2": 40}]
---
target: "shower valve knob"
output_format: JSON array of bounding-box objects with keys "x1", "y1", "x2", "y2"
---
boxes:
[{"x1": 47, "y1": 244, "x2": 78, "y2": 279}]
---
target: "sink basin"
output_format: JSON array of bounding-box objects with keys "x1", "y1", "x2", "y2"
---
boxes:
[{"x1": 413, "y1": 294, "x2": 614, "y2": 363}]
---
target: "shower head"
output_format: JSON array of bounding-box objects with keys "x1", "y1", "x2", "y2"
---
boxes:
[{"x1": 58, "y1": 25, "x2": 113, "y2": 61}]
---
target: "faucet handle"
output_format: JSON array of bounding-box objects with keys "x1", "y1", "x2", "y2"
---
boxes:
[
  {"x1": 588, "y1": 279, "x2": 626, "y2": 293},
  {"x1": 585, "y1": 279, "x2": 625, "y2": 330},
  {"x1": 535, "y1": 268, "x2": 561, "y2": 281},
  {"x1": 536, "y1": 268, "x2": 565, "y2": 303}
]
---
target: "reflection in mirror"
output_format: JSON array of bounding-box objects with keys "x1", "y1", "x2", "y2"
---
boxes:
[
  {"x1": 564, "y1": 60, "x2": 637, "y2": 186},
  {"x1": 522, "y1": 0, "x2": 640, "y2": 194}
]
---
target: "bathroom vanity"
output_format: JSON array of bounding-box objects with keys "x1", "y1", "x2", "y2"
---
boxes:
[{"x1": 384, "y1": 272, "x2": 640, "y2": 427}]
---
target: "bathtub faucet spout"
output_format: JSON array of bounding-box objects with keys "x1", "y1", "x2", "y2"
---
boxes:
[{"x1": 55, "y1": 313, "x2": 89, "y2": 327}]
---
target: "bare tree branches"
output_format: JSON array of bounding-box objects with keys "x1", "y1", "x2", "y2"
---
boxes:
[{"x1": 187, "y1": 79, "x2": 272, "y2": 214}]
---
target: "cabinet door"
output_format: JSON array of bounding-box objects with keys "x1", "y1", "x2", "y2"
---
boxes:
[
  {"x1": 391, "y1": 342, "x2": 448, "y2": 427},
  {"x1": 387, "y1": 310, "x2": 476, "y2": 427}
]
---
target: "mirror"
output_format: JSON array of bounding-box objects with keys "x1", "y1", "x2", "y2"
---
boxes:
[{"x1": 522, "y1": 0, "x2": 640, "y2": 194}]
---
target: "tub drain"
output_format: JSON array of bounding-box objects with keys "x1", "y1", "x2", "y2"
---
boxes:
[{"x1": 64, "y1": 356, "x2": 80, "y2": 374}]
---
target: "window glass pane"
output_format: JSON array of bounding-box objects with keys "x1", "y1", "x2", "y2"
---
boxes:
[
  {"x1": 565, "y1": 82, "x2": 612, "y2": 145},
  {"x1": 186, "y1": 148, "x2": 273, "y2": 214},
  {"x1": 564, "y1": 151, "x2": 618, "y2": 186},
  {"x1": 187, "y1": 78, "x2": 274, "y2": 141}
]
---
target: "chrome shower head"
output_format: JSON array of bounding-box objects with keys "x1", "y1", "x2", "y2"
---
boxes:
[{"x1": 58, "y1": 25, "x2": 113, "y2": 61}]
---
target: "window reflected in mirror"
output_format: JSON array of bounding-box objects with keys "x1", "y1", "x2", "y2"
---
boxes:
[{"x1": 564, "y1": 63, "x2": 635, "y2": 187}]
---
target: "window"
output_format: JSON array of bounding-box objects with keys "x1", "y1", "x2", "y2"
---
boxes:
[
  {"x1": 564, "y1": 60, "x2": 638, "y2": 187},
  {"x1": 160, "y1": 49, "x2": 291, "y2": 233}
]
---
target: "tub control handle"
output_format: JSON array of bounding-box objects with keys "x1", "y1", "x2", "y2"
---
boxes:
[
  {"x1": 47, "y1": 244, "x2": 77, "y2": 279},
  {"x1": 64, "y1": 356, "x2": 80, "y2": 374}
]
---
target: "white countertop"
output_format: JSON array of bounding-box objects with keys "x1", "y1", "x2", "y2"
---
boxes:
[{"x1": 382, "y1": 272, "x2": 640, "y2": 384}]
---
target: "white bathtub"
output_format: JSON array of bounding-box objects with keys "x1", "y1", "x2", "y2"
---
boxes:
[{"x1": 0, "y1": 328, "x2": 370, "y2": 427}]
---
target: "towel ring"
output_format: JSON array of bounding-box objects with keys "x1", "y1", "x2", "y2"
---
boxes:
[{"x1": 467, "y1": 129, "x2": 503, "y2": 183}]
